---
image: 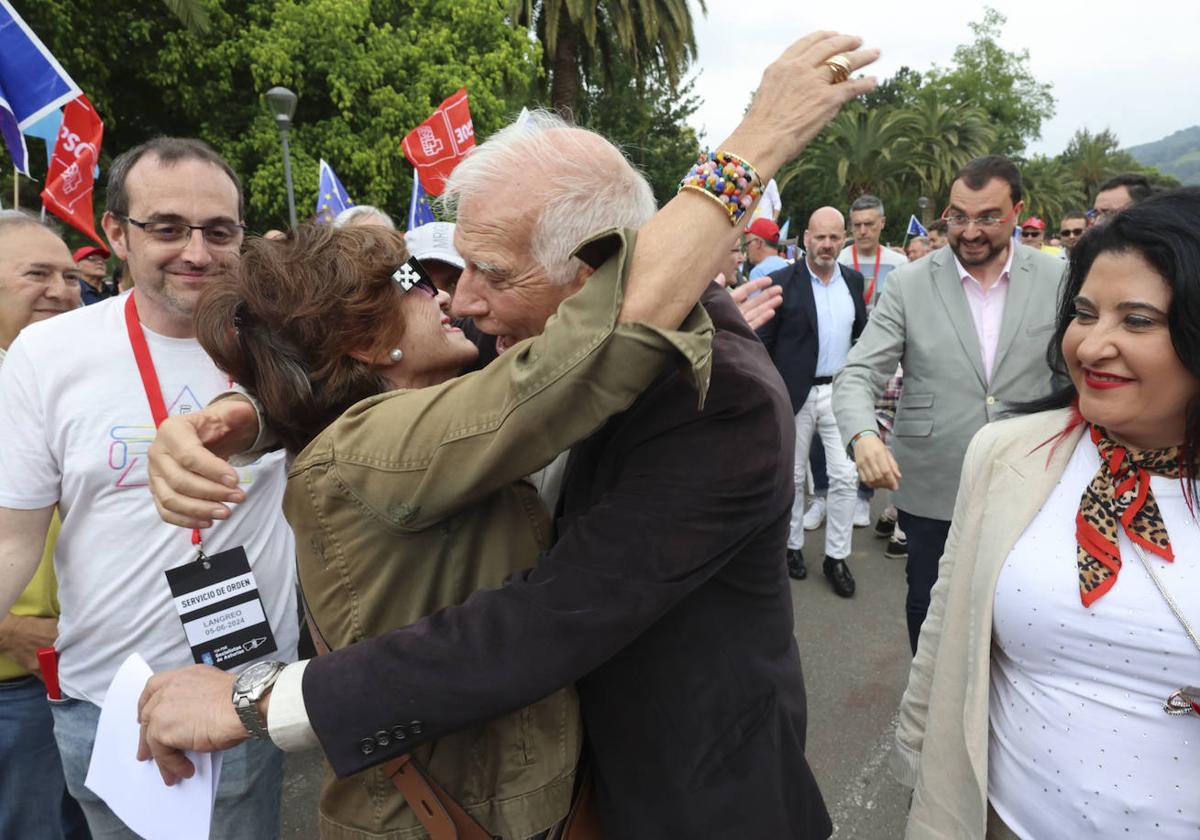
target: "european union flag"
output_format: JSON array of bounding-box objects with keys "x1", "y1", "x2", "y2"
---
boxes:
[
  {"x1": 315, "y1": 158, "x2": 354, "y2": 223},
  {"x1": 906, "y1": 215, "x2": 927, "y2": 237},
  {"x1": 409, "y1": 171, "x2": 434, "y2": 229},
  {"x1": 0, "y1": 0, "x2": 82, "y2": 175}
]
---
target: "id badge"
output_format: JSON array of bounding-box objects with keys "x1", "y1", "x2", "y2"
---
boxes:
[{"x1": 165, "y1": 546, "x2": 277, "y2": 670}]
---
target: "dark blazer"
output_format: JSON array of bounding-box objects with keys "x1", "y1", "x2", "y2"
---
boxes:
[
  {"x1": 302, "y1": 285, "x2": 832, "y2": 839},
  {"x1": 756, "y1": 261, "x2": 868, "y2": 414}
]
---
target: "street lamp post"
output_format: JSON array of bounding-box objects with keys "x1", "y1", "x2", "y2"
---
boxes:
[
  {"x1": 917, "y1": 195, "x2": 931, "y2": 228},
  {"x1": 265, "y1": 86, "x2": 299, "y2": 229}
]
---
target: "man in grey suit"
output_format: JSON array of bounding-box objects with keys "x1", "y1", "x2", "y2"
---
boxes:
[{"x1": 833, "y1": 155, "x2": 1066, "y2": 653}]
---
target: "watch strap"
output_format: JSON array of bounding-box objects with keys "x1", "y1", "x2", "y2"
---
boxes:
[{"x1": 232, "y1": 661, "x2": 285, "y2": 741}]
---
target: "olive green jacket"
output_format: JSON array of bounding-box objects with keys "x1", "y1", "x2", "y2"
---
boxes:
[{"x1": 284, "y1": 229, "x2": 713, "y2": 840}]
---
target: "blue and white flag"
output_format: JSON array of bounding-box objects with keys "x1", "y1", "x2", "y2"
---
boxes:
[
  {"x1": 408, "y1": 171, "x2": 434, "y2": 229},
  {"x1": 778, "y1": 217, "x2": 791, "y2": 242},
  {"x1": 906, "y1": 215, "x2": 927, "y2": 237},
  {"x1": 315, "y1": 158, "x2": 354, "y2": 223},
  {"x1": 23, "y1": 106, "x2": 61, "y2": 152},
  {"x1": 0, "y1": 0, "x2": 81, "y2": 175}
]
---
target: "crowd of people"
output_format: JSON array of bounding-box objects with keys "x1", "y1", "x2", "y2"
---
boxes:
[{"x1": 0, "y1": 26, "x2": 1196, "y2": 840}]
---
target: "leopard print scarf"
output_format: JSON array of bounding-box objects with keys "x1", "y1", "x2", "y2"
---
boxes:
[{"x1": 1076, "y1": 424, "x2": 1179, "y2": 606}]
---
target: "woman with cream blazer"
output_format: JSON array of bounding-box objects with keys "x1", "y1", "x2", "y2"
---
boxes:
[
  {"x1": 892, "y1": 399, "x2": 1200, "y2": 839},
  {"x1": 891, "y1": 408, "x2": 1079, "y2": 838}
]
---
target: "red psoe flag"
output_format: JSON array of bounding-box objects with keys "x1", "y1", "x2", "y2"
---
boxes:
[
  {"x1": 401, "y1": 88, "x2": 474, "y2": 196},
  {"x1": 41, "y1": 94, "x2": 104, "y2": 246}
]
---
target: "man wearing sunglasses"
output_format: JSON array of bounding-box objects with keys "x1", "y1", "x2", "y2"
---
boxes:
[
  {"x1": 833, "y1": 155, "x2": 1067, "y2": 653},
  {"x1": 1020, "y1": 217, "x2": 1066, "y2": 260},
  {"x1": 1058, "y1": 210, "x2": 1089, "y2": 254},
  {"x1": 0, "y1": 138, "x2": 296, "y2": 838}
]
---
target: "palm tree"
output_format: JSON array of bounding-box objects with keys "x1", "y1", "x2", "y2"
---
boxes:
[
  {"x1": 1020, "y1": 155, "x2": 1086, "y2": 224},
  {"x1": 510, "y1": 0, "x2": 704, "y2": 115},
  {"x1": 778, "y1": 105, "x2": 919, "y2": 204},
  {"x1": 900, "y1": 92, "x2": 995, "y2": 202},
  {"x1": 1060, "y1": 128, "x2": 1121, "y2": 204}
]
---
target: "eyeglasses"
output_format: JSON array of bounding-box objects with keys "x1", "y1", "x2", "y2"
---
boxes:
[
  {"x1": 120, "y1": 215, "x2": 245, "y2": 247},
  {"x1": 392, "y1": 258, "x2": 437, "y2": 297},
  {"x1": 1020, "y1": 230, "x2": 1042, "y2": 239},
  {"x1": 940, "y1": 204, "x2": 1022, "y2": 230},
  {"x1": 1088, "y1": 207, "x2": 1118, "y2": 222},
  {"x1": 1060, "y1": 227, "x2": 1085, "y2": 237}
]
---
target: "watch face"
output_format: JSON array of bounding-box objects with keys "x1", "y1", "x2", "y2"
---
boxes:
[{"x1": 237, "y1": 660, "x2": 279, "y2": 692}]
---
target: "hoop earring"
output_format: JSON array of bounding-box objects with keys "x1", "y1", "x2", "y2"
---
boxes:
[{"x1": 388, "y1": 348, "x2": 404, "y2": 362}]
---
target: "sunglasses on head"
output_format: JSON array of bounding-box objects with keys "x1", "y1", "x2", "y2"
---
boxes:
[{"x1": 392, "y1": 258, "x2": 437, "y2": 297}]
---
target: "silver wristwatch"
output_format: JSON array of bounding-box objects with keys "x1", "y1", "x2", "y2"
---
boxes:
[{"x1": 232, "y1": 660, "x2": 286, "y2": 741}]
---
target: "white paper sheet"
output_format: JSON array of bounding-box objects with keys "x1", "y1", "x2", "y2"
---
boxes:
[{"x1": 85, "y1": 653, "x2": 223, "y2": 840}]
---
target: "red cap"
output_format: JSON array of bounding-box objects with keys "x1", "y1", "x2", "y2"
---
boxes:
[
  {"x1": 1021, "y1": 217, "x2": 1046, "y2": 231},
  {"x1": 745, "y1": 218, "x2": 781, "y2": 244},
  {"x1": 73, "y1": 245, "x2": 110, "y2": 262}
]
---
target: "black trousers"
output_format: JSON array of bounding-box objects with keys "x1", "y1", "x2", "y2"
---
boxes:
[{"x1": 897, "y1": 510, "x2": 952, "y2": 654}]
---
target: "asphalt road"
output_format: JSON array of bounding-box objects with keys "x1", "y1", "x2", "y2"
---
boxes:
[{"x1": 279, "y1": 496, "x2": 915, "y2": 839}]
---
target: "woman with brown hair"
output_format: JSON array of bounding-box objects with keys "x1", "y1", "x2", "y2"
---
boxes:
[{"x1": 195, "y1": 212, "x2": 717, "y2": 838}]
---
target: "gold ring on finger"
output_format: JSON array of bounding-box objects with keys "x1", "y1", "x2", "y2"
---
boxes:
[{"x1": 824, "y1": 54, "x2": 851, "y2": 84}]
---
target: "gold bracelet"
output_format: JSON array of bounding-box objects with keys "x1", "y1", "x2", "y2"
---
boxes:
[{"x1": 679, "y1": 184, "x2": 736, "y2": 222}]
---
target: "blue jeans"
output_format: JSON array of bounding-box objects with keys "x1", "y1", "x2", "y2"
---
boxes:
[
  {"x1": 51, "y1": 695, "x2": 283, "y2": 840},
  {"x1": 0, "y1": 675, "x2": 90, "y2": 840}
]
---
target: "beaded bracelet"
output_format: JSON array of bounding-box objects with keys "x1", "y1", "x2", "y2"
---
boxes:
[{"x1": 678, "y1": 150, "x2": 763, "y2": 226}]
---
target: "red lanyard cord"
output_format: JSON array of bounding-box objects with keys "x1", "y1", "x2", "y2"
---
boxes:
[
  {"x1": 124, "y1": 293, "x2": 204, "y2": 547},
  {"x1": 852, "y1": 245, "x2": 882, "y2": 305}
]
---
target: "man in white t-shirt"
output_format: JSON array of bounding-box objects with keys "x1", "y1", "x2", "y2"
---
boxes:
[
  {"x1": 837, "y1": 194, "x2": 907, "y2": 307},
  {"x1": 0, "y1": 138, "x2": 297, "y2": 839}
]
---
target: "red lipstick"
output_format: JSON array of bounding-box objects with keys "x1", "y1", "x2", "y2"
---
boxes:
[{"x1": 1082, "y1": 367, "x2": 1134, "y2": 390}]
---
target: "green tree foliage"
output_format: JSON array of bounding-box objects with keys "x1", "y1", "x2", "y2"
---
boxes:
[
  {"x1": 1019, "y1": 155, "x2": 1086, "y2": 222},
  {"x1": 776, "y1": 6, "x2": 1174, "y2": 241},
  {"x1": 922, "y1": 7, "x2": 1054, "y2": 157},
  {"x1": 572, "y1": 64, "x2": 701, "y2": 207},
  {"x1": 1059, "y1": 128, "x2": 1178, "y2": 204},
  {"x1": 9, "y1": 0, "x2": 539, "y2": 231},
  {"x1": 778, "y1": 95, "x2": 994, "y2": 243},
  {"x1": 510, "y1": 0, "x2": 704, "y2": 115},
  {"x1": 901, "y1": 91, "x2": 996, "y2": 200},
  {"x1": 778, "y1": 106, "x2": 919, "y2": 201},
  {"x1": 160, "y1": 0, "x2": 211, "y2": 33}
]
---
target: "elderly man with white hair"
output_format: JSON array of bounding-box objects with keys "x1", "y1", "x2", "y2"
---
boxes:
[{"x1": 136, "y1": 33, "x2": 880, "y2": 840}]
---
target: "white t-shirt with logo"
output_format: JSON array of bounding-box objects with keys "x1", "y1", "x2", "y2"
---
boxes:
[
  {"x1": 0, "y1": 293, "x2": 297, "y2": 705},
  {"x1": 838, "y1": 245, "x2": 908, "y2": 305}
]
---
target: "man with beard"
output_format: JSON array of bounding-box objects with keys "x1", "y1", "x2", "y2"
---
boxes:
[
  {"x1": 833, "y1": 156, "x2": 1066, "y2": 653},
  {"x1": 757, "y1": 207, "x2": 866, "y2": 594}
]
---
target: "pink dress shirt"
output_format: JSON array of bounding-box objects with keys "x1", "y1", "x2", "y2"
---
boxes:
[{"x1": 954, "y1": 246, "x2": 1014, "y2": 383}]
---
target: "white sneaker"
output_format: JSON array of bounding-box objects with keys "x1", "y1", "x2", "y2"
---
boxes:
[
  {"x1": 803, "y1": 497, "x2": 826, "y2": 530},
  {"x1": 853, "y1": 498, "x2": 871, "y2": 528}
]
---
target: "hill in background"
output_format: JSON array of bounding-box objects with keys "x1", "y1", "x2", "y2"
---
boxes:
[{"x1": 1127, "y1": 126, "x2": 1200, "y2": 185}]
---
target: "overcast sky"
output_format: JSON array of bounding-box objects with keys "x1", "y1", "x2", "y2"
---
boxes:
[{"x1": 688, "y1": 0, "x2": 1199, "y2": 158}]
